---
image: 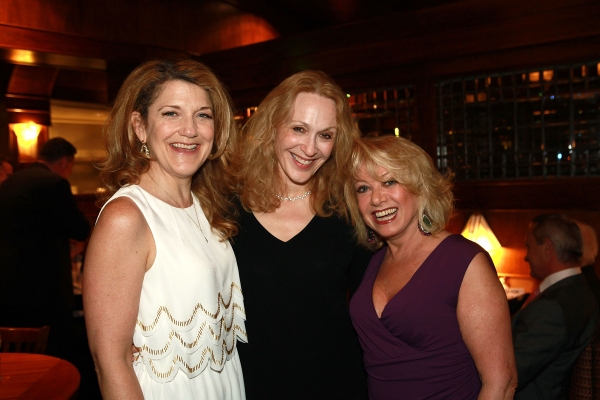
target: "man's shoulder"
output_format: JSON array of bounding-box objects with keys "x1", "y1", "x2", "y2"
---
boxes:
[
  {"x1": 516, "y1": 275, "x2": 595, "y2": 318},
  {"x1": 546, "y1": 274, "x2": 591, "y2": 296},
  {"x1": 541, "y1": 274, "x2": 598, "y2": 321},
  {"x1": 7, "y1": 163, "x2": 61, "y2": 184}
]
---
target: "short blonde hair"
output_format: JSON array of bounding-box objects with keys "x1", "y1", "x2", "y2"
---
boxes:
[
  {"x1": 344, "y1": 135, "x2": 454, "y2": 249},
  {"x1": 227, "y1": 70, "x2": 358, "y2": 217}
]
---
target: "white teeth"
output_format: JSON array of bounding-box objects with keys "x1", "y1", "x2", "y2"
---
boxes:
[
  {"x1": 292, "y1": 153, "x2": 313, "y2": 165},
  {"x1": 172, "y1": 143, "x2": 197, "y2": 150},
  {"x1": 375, "y1": 208, "x2": 397, "y2": 221}
]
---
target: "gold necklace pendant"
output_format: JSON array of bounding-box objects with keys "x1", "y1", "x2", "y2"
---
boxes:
[{"x1": 148, "y1": 174, "x2": 208, "y2": 243}]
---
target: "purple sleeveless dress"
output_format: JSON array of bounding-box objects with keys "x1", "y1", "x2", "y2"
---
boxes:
[{"x1": 349, "y1": 235, "x2": 487, "y2": 399}]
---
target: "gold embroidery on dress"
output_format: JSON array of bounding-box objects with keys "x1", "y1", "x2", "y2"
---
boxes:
[
  {"x1": 135, "y1": 282, "x2": 247, "y2": 370},
  {"x1": 140, "y1": 314, "x2": 248, "y2": 356},
  {"x1": 147, "y1": 340, "x2": 241, "y2": 379},
  {"x1": 136, "y1": 282, "x2": 244, "y2": 332}
]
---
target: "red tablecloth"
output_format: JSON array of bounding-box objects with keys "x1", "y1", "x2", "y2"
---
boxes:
[{"x1": 0, "y1": 353, "x2": 80, "y2": 399}]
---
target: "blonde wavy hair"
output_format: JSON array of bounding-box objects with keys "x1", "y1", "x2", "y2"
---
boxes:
[
  {"x1": 227, "y1": 70, "x2": 359, "y2": 217},
  {"x1": 344, "y1": 135, "x2": 454, "y2": 249},
  {"x1": 98, "y1": 59, "x2": 238, "y2": 239}
]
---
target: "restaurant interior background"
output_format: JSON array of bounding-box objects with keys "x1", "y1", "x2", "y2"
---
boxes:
[{"x1": 1, "y1": 0, "x2": 599, "y2": 295}]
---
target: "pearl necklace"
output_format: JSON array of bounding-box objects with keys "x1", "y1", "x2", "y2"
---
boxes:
[
  {"x1": 148, "y1": 174, "x2": 208, "y2": 242},
  {"x1": 275, "y1": 191, "x2": 311, "y2": 202}
]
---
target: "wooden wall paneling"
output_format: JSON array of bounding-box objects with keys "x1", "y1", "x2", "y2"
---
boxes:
[
  {"x1": 0, "y1": 23, "x2": 187, "y2": 63},
  {"x1": 199, "y1": 0, "x2": 600, "y2": 97},
  {"x1": 0, "y1": 97, "x2": 8, "y2": 157},
  {"x1": 413, "y1": 80, "x2": 437, "y2": 159},
  {"x1": 7, "y1": 65, "x2": 58, "y2": 97},
  {"x1": 105, "y1": 60, "x2": 141, "y2": 105},
  {"x1": 0, "y1": 63, "x2": 14, "y2": 156},
  {"x1": 425, "y1": 34, "x2": 600, "y2": 81},
  {"x1": 51, "y1": 69, "x2": 108, "y2": 104},
  {"x1": 453, "y1": 178, "x2": 600, "y2": 211}
]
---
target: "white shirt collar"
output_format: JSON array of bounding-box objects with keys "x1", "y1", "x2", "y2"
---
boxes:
[{"x1": 539, "y1": 267, "x2": 582, "y2": 293}]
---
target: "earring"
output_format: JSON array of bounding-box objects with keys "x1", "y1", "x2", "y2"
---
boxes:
[
  {"x1": 422, "y1": 213, "x2": 432, "y2": 229},
  {"x1": 140, "y1": 142, "x2": 150, "y2": 157},
  {"x1": 418, "y1": 213, "x2": 432, "y2": 236}
]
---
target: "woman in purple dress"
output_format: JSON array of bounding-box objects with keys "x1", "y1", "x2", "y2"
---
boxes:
[{"x1": 344, "y1": 135, "x2": 517, "y2": 400}]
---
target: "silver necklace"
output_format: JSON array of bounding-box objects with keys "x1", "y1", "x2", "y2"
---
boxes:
[
  {"x1": 148, "y1": 174, "x2": 208, "y2": 242},
  {"x1": 275, "y1": 190, "x2": 311, "y2": 201}
]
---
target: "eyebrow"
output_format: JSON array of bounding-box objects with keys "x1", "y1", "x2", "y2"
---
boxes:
[
  {"x1": 320, "y1": 127, "x2": 337, "y2": 133},
  {"x1": 288, "y1": 120, "x2": 337, "y2": 131},
  {"x1": 159, "y1": 105, "x2": 213, "y2": 111}
]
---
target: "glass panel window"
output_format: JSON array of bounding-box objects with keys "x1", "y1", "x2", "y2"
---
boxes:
[{"x1": 437, "y1": 61, "x2": 600, "y2": 180}]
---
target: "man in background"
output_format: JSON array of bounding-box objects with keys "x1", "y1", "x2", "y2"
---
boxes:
[
  {"x1": 512, "y1": 213, "x2": 598, "y2": 399},
  {"x1": 0, "y1": 137, "x2": 90, "y2": 360}
]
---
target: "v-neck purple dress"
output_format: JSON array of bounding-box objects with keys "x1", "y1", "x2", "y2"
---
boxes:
[{"x1": 349, "y1": 235, "x2": 486, "y2": 400}]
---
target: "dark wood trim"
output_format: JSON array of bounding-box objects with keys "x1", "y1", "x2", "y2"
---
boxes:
[
  {"x1": 0, "y1": 23, "x2": 187, "y2": 63},
  {"x1": 200, "y1": 0, "x2": 600, "y2": 96},
  {"x1": 413, "y1": 81, "x2": 437, "y2": 159},
  {"x1": 453, "y1": 177, "x2": 600, "y2": 211}
]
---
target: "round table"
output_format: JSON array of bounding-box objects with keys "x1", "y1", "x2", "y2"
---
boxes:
[{"x1": 0, "y1": 353, "x2": 80, "y2": 399}]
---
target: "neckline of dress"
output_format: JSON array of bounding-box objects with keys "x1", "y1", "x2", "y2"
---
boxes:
[
  {"x1": 374, "y1": 233, "x2": 457, "y2": 319},
  {"x1": 249, "y1": 209, "x2": 317, "y2": 244}
]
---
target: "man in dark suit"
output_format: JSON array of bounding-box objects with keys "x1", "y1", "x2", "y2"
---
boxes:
[
  {"x1": 512, "y1": 213, "x2": 598, "y2": 400},
  {"x1": 0, "y1": 137, "x2": 90, "y2": 360}
]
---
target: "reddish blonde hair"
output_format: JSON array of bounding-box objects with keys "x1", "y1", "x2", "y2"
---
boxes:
[
  {"x1": 98, "y1": 59, "x2": 238, "y2": 239},
  {"x1": 227, "y1": 70, "x2": 359, "y2": 217}
]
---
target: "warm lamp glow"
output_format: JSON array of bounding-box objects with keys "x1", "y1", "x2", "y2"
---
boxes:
[
  {"x1": 12, "y1": 122, "x2": 42, "y2": 161},
  {"x1": 461, "y1": 213, "x2": 502, "y2": 252}
]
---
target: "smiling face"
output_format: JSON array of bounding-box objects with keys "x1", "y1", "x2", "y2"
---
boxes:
[
  {"x1": 132, "y1": 80, "x2": 214, "y2": 181},
  {"x1": 274, "y1": 92, "x2": 337, "y2": 191},
  {"x1": 354, "y1": 165, "x2": 420, "y2": 242}
]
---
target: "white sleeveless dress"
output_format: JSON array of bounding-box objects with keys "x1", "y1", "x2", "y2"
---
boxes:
[{"x1": 101, "y1": 185, "x2": 247, "y2": 399}]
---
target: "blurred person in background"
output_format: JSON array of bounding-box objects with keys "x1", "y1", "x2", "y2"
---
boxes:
[
  {"x1": 512, "y1": 213, "x2": 598, "y2": 399},
  {"x1": 0, "y1": 138, "x2": 90, "y2": 360}
]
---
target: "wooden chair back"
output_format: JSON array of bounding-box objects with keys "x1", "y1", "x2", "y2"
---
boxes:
[{"x1": 0, "y1": 326, "x2": 50, "y2": 354}]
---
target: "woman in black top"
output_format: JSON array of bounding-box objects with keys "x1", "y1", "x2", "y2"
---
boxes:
[{"x1": 226, "y1": 70, "x2": 370, "y2": 399}]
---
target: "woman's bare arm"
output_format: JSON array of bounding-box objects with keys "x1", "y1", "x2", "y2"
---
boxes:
[
  {"x1": 83, "y1": 197, "x2": 155, "y2": 400},
  {"x1": 458, "y1": 252, "x2": 518, "y2": 400}
]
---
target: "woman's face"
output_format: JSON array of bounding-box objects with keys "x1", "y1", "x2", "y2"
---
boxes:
[
  {"x1": 354, "y1": 165, "x2": 420, "y2": 241},
  {"x1": 274, "y1": 92, "x2": 337, "y2": 188},
  {"x1": 132, "y1": 80, "x2": 214, "y2": 181}
]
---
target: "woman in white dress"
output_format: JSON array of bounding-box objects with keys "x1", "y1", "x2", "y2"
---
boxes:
[{"x1": 83, "y1": 59, "x2": 246, "y2": 399}]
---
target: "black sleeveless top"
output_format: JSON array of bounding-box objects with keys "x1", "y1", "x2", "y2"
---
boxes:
[{"x1": 232, "y1": 207, "x2": 371, "y2": 400}]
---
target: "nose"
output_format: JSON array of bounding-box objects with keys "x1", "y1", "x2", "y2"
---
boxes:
[
  {"x1": 370, "y1": 185, "x2": 386, "y2": 207},
  {"x1": 301, "y1": 135, "x2": 318, "y2": 157},
  {"x1": 181, "y1": 115, "x2": 198, "y2": 138}
]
